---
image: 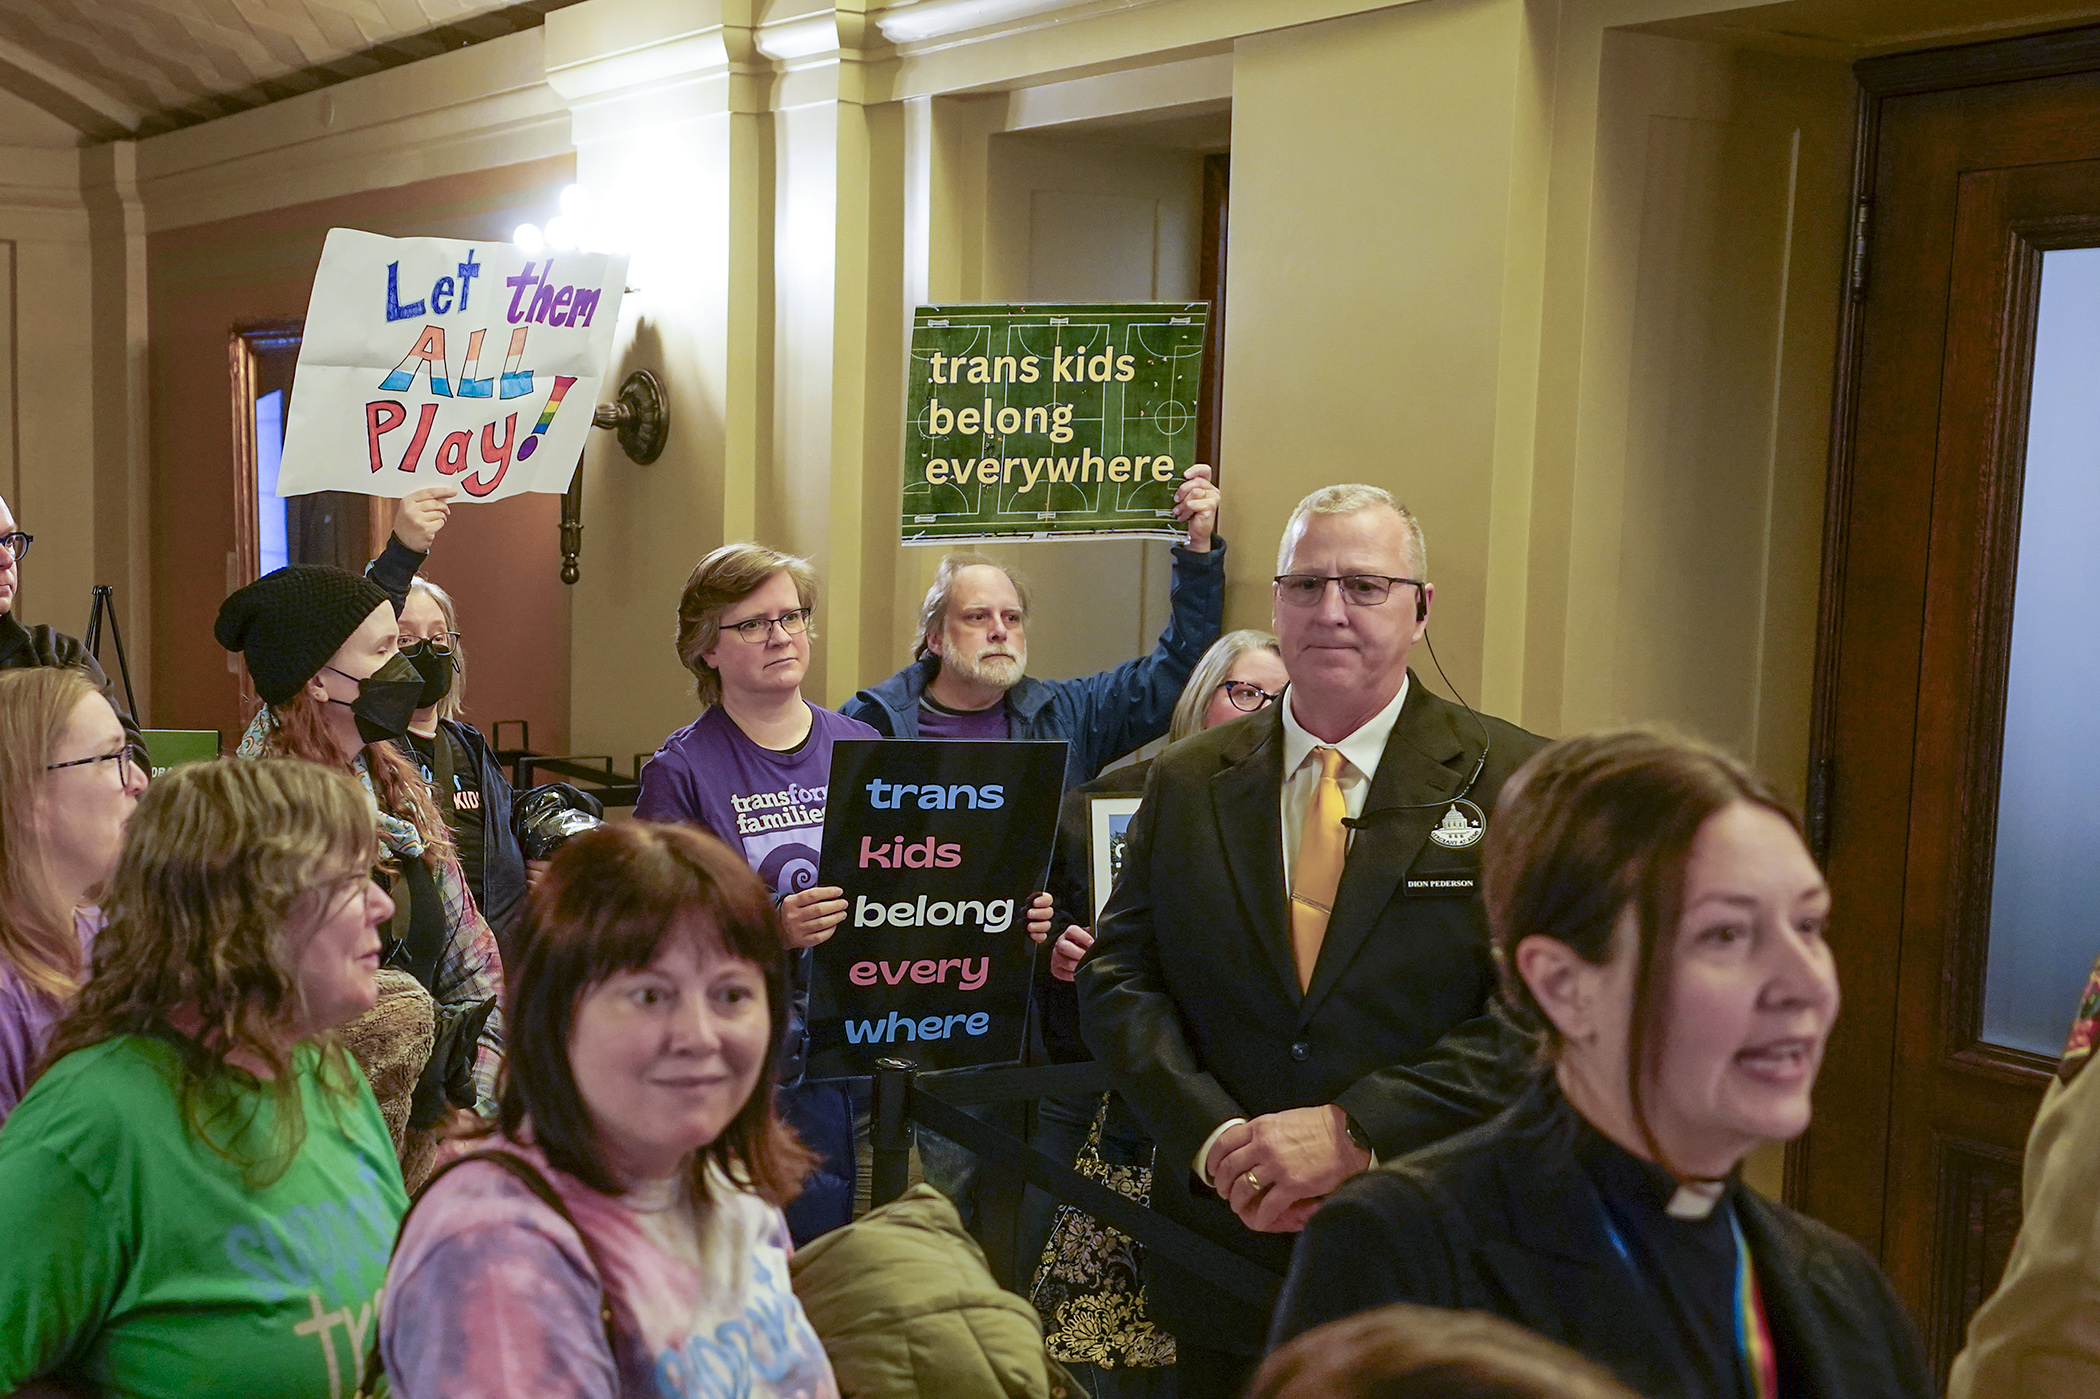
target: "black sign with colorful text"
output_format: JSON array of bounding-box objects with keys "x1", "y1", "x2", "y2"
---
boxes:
[{"x1": 808, "y1": 739, "x2": 1065, "y2": 1075}]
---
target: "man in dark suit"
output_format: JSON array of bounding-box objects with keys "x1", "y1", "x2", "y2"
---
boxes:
[{"x1": 1078, "y1": 483, "x2": 1546, "y2": 1397}]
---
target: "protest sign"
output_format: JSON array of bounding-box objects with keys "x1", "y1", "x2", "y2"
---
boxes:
[
  {"x1": 900, "y1": 302, "x2": 1208, "y2": 545},
  {"x1": 808, "y1": 739, "x2": 1065, "y2": 1075},
  {"x1": 277, "y1": 229, "x2": 628, "y2": 503}
]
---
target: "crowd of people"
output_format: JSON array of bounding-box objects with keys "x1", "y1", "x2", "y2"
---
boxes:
[{"x1": 0, "y1": 469, "x2": 2095, "y2": 1399}]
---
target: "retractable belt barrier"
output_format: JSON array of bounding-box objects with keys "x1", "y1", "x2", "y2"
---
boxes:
[{"x1": 816, "y1": 1058, "x2": 1285, "y2": 1313}]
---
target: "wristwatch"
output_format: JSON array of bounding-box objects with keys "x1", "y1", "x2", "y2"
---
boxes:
[{"x1": 1342, "y1": 1113, "x2": 1373, "y2": 1155}]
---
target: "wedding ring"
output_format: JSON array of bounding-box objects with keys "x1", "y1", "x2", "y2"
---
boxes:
[{"x1": 1246, "y1": 1171, "x2": 1263, "y2": 1191}]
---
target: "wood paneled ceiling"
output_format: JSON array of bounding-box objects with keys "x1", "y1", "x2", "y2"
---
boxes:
[{"x1": 0, "y1": 0, "x2": 577, "y2": 141}]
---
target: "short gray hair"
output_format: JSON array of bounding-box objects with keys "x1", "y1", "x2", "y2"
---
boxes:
[
  {"x1": 1169, "y1": 629, "x2": 1281, "y2": 744},
  {"x1": 915, "y1": 553, "x2": 1030, "y2": 661},
  {"x1": 1275, "y1": 484, "x2": 1428, "y2": 579}
]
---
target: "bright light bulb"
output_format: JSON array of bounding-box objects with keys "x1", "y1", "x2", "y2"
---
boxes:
[
  {"x1": 560, "y1": 183, "x2": 589, "y2": 217},
  {"x1": 545, "y1": 216, "x2": 578, "y2": 252},
  {"x1": 512, "y1": 223, "x2": 544, "y2": 255}
]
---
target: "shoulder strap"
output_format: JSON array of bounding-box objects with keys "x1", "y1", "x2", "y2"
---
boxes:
[{"x1": 356, "y1": 1150, "x2": 619, "y2": 1397}]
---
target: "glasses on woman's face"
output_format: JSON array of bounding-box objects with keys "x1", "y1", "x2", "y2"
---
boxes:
[
  {"x1": 0, "y1": 531, "x2": 31, "y2": 563},
  {"x1": 1216, "y1": 680, "x2": 1284, "y2": 713},
  {"x1": 397, "y1": 631, "x2": 461, "y2": 655},
  {"x1": 723, "y1": 608, "x2": 813, "y2": 643},
  {"x1": 46, "y1": 743, "x2": 149, "y2": 784},
  {"x1": 44, "y1": 739, "x2": 149, "y2": 785}
]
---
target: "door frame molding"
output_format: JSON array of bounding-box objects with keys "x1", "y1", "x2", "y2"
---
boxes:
[{"x1": 1799, "y1": 20, "x2": 2100, "y2": 1216}]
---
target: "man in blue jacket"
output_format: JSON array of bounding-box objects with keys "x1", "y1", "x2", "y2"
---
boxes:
[{"x1": 843, "y1": 465, "x2": 1225, "y2": 793}]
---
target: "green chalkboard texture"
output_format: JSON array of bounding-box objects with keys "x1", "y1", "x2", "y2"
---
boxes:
[{"x1": 902, "y1": 302, "x2": 1208, "y2": 544}]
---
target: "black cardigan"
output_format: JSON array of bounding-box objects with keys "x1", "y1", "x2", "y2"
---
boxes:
[{"x1": 1270, "y1": 1076, "x2": 1931, "y2": 1399}]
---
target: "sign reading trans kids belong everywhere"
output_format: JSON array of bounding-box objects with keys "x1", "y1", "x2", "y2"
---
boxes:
[
  {"x1": 808, "y1": 739, "x2": 1065, "y2": 1076},
  {"x1": 277, "y1": 229, "x2": 628, "y2": 503},
  {"x1": 901, "y1": 302, "x2": 1208, "y2": 544}
]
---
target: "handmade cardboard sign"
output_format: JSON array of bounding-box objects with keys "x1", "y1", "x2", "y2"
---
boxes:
[
  {"x1": 277, "y1": 228, "x2": 628, "y2": 503},
  {"x1": 900, "y1": 302, "x2": 1208, "y2": 544},
  {"x1": 808, "y1": 739, "x2": 1065, "y2": 1075}
]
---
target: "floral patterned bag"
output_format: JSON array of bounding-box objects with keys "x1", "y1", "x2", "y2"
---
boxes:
[{"x1": 1028, "y1": 1094, "x2": 1176, "y2": 1369}]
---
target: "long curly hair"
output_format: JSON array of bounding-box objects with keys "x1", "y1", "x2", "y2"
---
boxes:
[
  {"x1": 39, "y1": 757, "x2": 380, "y2": 1184},
  {"x1": 261, "y1": 688, "x2": 453, "y2": 867},
  {"x1": 0, "y1": 668, "x2": 99, "y2": 1002}
]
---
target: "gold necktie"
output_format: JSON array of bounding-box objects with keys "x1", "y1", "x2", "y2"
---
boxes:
[{"x1": 1290, "y1": 746, "x2": 1348, "y2": 991}]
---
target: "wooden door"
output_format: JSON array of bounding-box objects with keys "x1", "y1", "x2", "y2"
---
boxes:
[{"x1": 1803, "y1": 25, "x2": 2100, "y2": 1381}]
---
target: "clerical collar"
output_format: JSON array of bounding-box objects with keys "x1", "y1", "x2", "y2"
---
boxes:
[{"x1": 1569, "y1": 1102, "x2": 1735, "y2": 1223}]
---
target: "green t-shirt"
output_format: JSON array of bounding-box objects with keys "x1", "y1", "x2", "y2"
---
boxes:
[{"x1": 0, "y1": 1034, "x2": 409, "y2": 1398}]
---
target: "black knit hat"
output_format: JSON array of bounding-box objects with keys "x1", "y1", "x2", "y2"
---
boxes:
[{"x1": 214, "y1": 565, "x2": 392, "y2": 706}]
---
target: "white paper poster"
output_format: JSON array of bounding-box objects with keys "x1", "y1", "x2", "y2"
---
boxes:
[{"x1": 277, "y1": 228, "x2": 628, "y2": 503}]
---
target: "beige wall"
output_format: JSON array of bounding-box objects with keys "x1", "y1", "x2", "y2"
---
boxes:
[
  {"x1": 890, "y1": 130, "x2": 1199, "y2": 689},
  {"x1": 0, "y1": 114, "x2": 98, "y2": 646}
]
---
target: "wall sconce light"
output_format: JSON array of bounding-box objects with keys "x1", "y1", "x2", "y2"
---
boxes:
[{"x1": 559, "y1": 368, "x2": 671, "y2": 585}]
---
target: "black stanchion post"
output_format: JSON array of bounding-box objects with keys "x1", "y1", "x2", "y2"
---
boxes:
[{"x1": 870, "y1": 1057, "x2": 917, "y2": 1208}]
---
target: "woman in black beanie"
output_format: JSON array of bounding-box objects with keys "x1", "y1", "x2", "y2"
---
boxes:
[{"x1": 216, "y1": 563, "x2": 504, "y2": 1187}]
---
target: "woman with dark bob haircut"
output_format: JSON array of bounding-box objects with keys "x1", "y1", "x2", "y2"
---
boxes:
[
  {"x1": 380, "y1": 821, "x2": 837, "y2": 1399},
  {"x1": 1271, "y1": 728, "x2": 1930, "y2": 1398}
]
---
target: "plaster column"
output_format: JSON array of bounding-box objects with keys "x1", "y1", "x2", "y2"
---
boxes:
[{"x1": 543, "y1": 0, "x2": 768, "y2": 761}]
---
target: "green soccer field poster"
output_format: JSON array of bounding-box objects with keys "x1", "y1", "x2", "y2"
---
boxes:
[{"x1": 901, "y1": 303, "x2": 1208, "y2": 545}]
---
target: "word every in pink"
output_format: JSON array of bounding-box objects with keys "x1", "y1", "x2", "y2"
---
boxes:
[{"x1": 847, "y1": 956, "x2": 991, "y2": 991}]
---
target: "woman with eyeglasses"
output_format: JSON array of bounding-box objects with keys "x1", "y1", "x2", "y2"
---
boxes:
[
  {"x1": 0, "y1": 757, "x2": 408, "y2": 1399},
  {"x1": 0, "y1": 667, "x2": 146, "y2": 1125},
  {"x1": 634, "y1": 543, "x2": 880, "y2": 1243},
  {"x1": 1021, "y1": 629, "x2": 1287, "y2": 1396},
  {"x1": 395, "y1": 576, "x2": 531, "y2": 958}
]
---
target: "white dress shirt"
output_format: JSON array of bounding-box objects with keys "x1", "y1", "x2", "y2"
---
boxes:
[{"x1": 1194, "y1": 674, "x2": 1409, "y2": 1183}]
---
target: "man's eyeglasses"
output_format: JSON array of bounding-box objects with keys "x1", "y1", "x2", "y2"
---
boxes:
[
  {"x1": 724, "y1": 608, "x2": 813, "y2": 643},
  {"x1": 1217, "y1": 680, "x2": 1284, "y2": 713},
  {"x1": 0, "y1": 532, "x2": 31, "y2": 563},
  {"x1": 1273, "y1": 574, "x2": 1424, "y2": 608},
  {"x1": 46, "y1": 744, "x2": 148, "y2": 782}
]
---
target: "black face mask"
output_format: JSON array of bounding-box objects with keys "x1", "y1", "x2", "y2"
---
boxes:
[
  {"x1": 327, "y1": 653, "x2": 423, "y2": 745},
  {"x1": 400, "y1": 639, "x2": 456, "y2": 710}
]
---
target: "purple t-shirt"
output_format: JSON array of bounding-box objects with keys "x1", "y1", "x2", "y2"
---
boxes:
[
  {"x1": 914, "y1": 698, "x2": 1008, "y2": 741},
  {"x1": 634, "y1": 704, "x2": 877, "y2": 900},
  {"x1": 0, "y1": 908, "x2": 98, "y2": 1127}
]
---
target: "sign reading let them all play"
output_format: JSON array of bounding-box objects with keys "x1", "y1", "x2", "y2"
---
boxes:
[
  {"x1": 277, "y1": 229, "x2": 629, "y2": 504},
  {"x1": 808, "y1": 739, "x2": 1065, "y2": 1076},
  {"x1": 901, "y1": 302, "x2": 1208, "y2": 544}
]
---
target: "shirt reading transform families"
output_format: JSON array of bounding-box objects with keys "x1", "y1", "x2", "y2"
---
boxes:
[
  {"x1": 382, "y1": 1140, "x2": 839, "y2": 1399},
  {"x1": 634, "y1": 704, "x2": 877, "y2": 898},
  {"x1": 0, "y1": 1034, "x2": 408, "y2": 1398}
]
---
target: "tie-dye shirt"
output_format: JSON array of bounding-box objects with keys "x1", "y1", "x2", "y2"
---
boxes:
[{"x1": 382, "y1": 1138, "x2": 839, "y2": 1399}]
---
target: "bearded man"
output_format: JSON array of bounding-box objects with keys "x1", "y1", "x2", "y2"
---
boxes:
[{"x1": 844, "y1": 465, "x2": 1225, "y2": 794}]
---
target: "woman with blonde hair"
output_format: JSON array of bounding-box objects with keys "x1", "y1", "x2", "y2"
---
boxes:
[
  {"x1": 216, "y1": 563, "x2": 503, "y2": 1164},
  {"x1": 394, "y1": 575, "x2": 532, "y2": 955},
  {"x1": 0, "y1": 666, "x2": 145, "y2": 1122},
  {"x1": 0, "y1": 757, "x2": 408, "y2": 1398}
]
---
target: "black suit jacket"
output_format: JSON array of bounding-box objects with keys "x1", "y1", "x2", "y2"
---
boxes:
[
  {"x1": 1076, "y1": 674, "x2": 1545, "y2": 1347},
  {"x1": 1271, "y1": 1077, "x2": 1931, "y2": 1398}
]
